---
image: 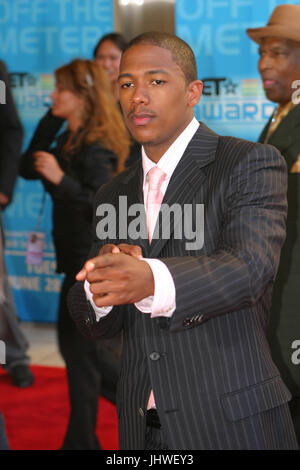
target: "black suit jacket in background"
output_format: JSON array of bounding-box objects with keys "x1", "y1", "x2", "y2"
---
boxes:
[
  {"x1": 259, "y1": 104, "x2": 300, "y2": 442},
  {"x1": 0, "y1": 60, "x2": 23, "y2": 205},
  {"x1": 69, "y1": 123, "x2": 298, "y2": 450}
]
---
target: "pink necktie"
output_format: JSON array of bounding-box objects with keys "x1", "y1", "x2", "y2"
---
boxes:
[
  {"x1": 146, "y1": 167, "x2": 166, "y2": 244},
  {"x1": 145, "y1": 167, "x2": 166, "y2": 410}
]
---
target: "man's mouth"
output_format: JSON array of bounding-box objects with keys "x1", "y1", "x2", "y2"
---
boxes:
[
  {"x1": 263, "y1": 79, "x2": 276, "y2": 89},
  {"x1": 130, "y1": 114, "x2": 155, "y2": 126}
]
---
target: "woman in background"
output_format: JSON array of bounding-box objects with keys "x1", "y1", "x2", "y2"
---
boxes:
[
  {"x1": 93, "y1": 32, "x2": 127, "y2": 101},
  {"x1": 94, "y1": 32, "x2": 141, "y2": 167},
  {"x1": 20, "y1": 59, "x2": 130, "y2": 449}
]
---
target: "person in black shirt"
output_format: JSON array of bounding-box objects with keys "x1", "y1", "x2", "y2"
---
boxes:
[{"x1": 20, "y1": 58, "x2": 130, "y2": 449}]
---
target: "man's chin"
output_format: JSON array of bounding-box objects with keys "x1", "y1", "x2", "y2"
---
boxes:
[
  {"x1": 127, "y1": 128, "x2": 155, "y2": 146},
  {"x1": 264, "y1": 89, "x2": 282, "y2": 104}
]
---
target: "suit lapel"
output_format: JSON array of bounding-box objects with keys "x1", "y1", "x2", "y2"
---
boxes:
[
  {"x1": 149, "y1": 123, "x2": 219, "y2": 258},
  {"x1": 263, "y1": 104, "x2": 300, "y2": 153},
  {"x1": 119, "y1": 161, "x2": 150, "y2": 257},
  {"x1": 258, "y1": 117, "x2": 272, "y2": 144}
]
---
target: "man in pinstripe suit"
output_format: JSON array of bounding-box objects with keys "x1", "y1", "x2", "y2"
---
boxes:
[{"x1": 69, "y1": 32, "x2": 298, "y2": 450}]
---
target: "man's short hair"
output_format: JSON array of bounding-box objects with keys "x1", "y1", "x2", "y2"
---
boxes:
[{"x1": 124, "y1": 32, "x2": 197, "y2": 84}]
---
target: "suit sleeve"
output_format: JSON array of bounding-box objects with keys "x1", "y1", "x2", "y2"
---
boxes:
[
  {"x1": 48, "y1": 146, "x2": 116, "y2": 205},
  {"x1": 67, "y1": 280, "x2": 125, "y2": 341},
  {"x1": 68, "y1": 177, "x2": 125, "y2": 340},
  {"x1": 19, "y1": 109, "x2": 64, "y2": 180},
  {"x1": 162, "y1": 144, "x2": 288, "y2": 332},
  {"x1": 0, "y1": 61, "x2": 23, "y2": 203}
]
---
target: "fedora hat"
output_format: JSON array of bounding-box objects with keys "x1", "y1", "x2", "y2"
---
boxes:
[{"x1": 246, "y1": 4, "x2": 300, "y2": 44}]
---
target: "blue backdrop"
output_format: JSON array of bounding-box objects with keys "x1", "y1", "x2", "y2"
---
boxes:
[{"x1": 1, "y1": 0, "x2": 114, "y2": 322}]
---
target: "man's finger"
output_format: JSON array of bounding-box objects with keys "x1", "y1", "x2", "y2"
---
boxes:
[
  {"x1": 93, "y1": 293, "x2": 117, "y2": 308},
  {"x1": 89, "y1": 279, "x2": 125, "y2": 295},
  {"x1": 75, "y1": 259, "x2": 99, "y2": 280},
  {"x1": 76, "y1": 268, "x2": 88, "y2": 281},
  {"x1": 99, "y1": 244, "x2": 120, "y2": 255},
  {"x1": 92, "y1": 291, "x2": 129, "y2": 308},
  {"x1": 75, "y1": 250, "x2": 123, "y2": 281},
  {"x1": 77, "y1": 253, "x2": 120, "y2": 277},
  {"x1": 86, "y1": 266, "x2": 121, "y2": 283},
  {"x1": 117, "y1": 244, "x2": 143, "y2": 259}
]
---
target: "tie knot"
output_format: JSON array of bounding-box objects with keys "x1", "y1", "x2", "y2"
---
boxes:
[{"x1": 147, "y1": 166, "x2": 166, "y2": 190}]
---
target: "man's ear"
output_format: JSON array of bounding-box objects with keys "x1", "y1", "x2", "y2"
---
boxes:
[{"x1": 186, "y1": 80, "x2": 203, "y2": 108}]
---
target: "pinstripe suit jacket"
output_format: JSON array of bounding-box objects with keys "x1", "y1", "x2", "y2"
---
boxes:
[{"x1": 69, "y1": 123, "x2": 298, "y2": 450}]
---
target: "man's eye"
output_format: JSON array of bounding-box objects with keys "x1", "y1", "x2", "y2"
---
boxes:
[
  {"x1": 120, "y1": 82, "x2": 133, "y2": 89},
  {"x1": 272, "y1": 50, "x2": 286, "y2": 57},
  {"x1": 152, "y1": 79, "x2": 165, "y2": 85}
]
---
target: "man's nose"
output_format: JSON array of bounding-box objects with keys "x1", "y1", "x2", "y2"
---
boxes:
[
  {"x1": 132, "y1": 84, "x2": 149, "y2": 105},
  {"x1": 259, "y1": 54, "x2": 273, "y2": 72}
]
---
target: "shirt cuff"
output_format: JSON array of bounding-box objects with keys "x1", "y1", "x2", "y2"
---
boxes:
[
  {"x1": 135, "y1": 259, "x2": 176, "y2": 318},
  {"x1": 84, "y1": 279, "x2": 112, "y2": 321}
]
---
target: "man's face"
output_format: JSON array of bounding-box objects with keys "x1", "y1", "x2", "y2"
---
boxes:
[
  {"x1": 258, "y1": 37, "x2": 300, "y2": 105},
  {"x1": 118, "y1": 44, "x2": 202, "y2": 161}
]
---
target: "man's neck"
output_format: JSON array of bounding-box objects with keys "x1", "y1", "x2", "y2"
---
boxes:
[
  {"x1": 277, "y1": 100, "x2": 295, "y2": 111},
  {"x1": 143, "y1": 117, "x2": 197, "y2": 164},
  {"x1": 142, "y1": 118, "x2": 200, "y2": 180},
  {"x1": 143, "y1": 144, "x2": 171, "y2": 164}
]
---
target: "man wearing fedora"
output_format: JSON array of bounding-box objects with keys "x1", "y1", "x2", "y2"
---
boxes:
[{"x1": 247, "y1": 3, "x2": 300, "y2": 444}]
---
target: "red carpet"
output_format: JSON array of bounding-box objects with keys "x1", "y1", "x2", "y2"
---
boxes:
[{"x1": 0, "y1": 365, "x2": 119, "y2": 450}]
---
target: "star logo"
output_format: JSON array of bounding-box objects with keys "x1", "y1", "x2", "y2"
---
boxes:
[
  {"x1": 27, "y1": 74, "x2": 38, "y2": 87},
  {"x1": 224, "y1": 79, "x2": 238, "y2": 95}
]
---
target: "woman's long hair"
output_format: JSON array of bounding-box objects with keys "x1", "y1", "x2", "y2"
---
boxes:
[{"x1": 55, "y1": 59, "x2": 130, "y2": 173}]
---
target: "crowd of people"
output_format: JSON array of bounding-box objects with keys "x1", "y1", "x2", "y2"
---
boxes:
[{"x1": 1, "y1": 3, "x2": 300, "y2": 450}]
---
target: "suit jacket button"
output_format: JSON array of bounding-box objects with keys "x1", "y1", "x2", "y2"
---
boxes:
[{"x1": 149, "y1": 352, "x2": 160, "y2": 361}]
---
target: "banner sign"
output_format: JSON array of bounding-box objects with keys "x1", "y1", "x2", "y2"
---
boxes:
[
  {"x1": 175, "y1": 0, "x2": 300, "y2": 141},
  {"x1": 1, "y1": 0, "x2": 114, "y2": 322}
]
